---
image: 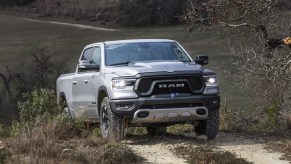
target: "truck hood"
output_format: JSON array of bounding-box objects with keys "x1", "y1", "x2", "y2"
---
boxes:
[{"x1": 104, "y1": 61, "x2": 204, "y2": 77}]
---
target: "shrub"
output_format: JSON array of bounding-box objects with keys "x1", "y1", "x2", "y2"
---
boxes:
[
  {"x1": 101, "y1": 143, "x2": 142, "y2": 164},
  {"x1": 0, "y1": 124, "x2": 11, "y2": 138},
  {"x1": 18, "y1": 88, "x2": 58, "y2": 125},
  {"x1": 10, "y1": 115, "x2": 84, "y2": 155}
]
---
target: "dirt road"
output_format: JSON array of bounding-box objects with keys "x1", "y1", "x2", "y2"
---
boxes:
[
  {"x1": 0, "y1": 14, "x2": 120, "y2": 31},
  {"x1": 126, "y1": 132, "x2": 288, "y2": 164}
]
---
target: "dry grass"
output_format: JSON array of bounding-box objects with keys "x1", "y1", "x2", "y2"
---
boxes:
[
  {"x1": 267, "y1": 138, "x2": 291, "y2": 161},
  {"x1": 174, "y1": 145, "x2": 251, "y2": 164},
  {"x1": 1, "y1": 116, "x2": 142, "y2": 164},
  {"x1": 101, "y1": 143, "x2": 143, "y2": 164}
]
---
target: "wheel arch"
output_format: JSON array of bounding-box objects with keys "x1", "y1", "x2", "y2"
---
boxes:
[
  {"x1": 58, "y1": 92, "x2": 66, "y2": 106},
  {"x1": 97, "y1": 86, "x2": 109, "y2": 116}
]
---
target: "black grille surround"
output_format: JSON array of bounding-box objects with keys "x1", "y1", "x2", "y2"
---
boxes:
[{"x1": 134, "y1": 75, "x2": 205, "y2": 96}]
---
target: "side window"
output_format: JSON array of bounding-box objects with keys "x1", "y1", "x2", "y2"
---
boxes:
[
  {"x1": 92, "y1": 47, "x2": 101, "y2": 64},
  {"x1": 81, "y1": 47, "x2": 94, "y2": 60}
]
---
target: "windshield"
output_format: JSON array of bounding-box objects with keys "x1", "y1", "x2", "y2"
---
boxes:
[{"x1": 105, "y1": 42, "x2": 191, "y2": 66}]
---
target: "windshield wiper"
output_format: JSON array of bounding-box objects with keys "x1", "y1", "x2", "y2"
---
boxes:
[{"x1": 109, "y1": 61, "x2": 130, "y2": 66}]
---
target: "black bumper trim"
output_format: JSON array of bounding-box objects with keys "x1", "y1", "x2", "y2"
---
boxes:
[{"x1": 109, "y1": 95, "x2": 220, "y2": 117}]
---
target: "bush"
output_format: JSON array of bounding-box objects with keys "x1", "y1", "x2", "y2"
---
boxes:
[
  {"x1": 220, "y1": 101, "x2": 284, "y2": 134},
  {"x1": 18, "y1": 88, "x2": 58, "y2": 124},
  {"x1": 10, "y1": 115, "x2": 85, "y2": 155},
  {"x1": 101, "y1": 143, "x2": 142, "y2": 164}
]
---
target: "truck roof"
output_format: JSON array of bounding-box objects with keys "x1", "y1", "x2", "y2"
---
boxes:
[
  {"x1": 104, "y1": 39, "x2": 174, "y2": 45},
  {"x1": 85, "y1": 39, "x2": 175, "y2": 48}
]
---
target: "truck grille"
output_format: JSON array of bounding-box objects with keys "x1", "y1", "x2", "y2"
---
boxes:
[{"x1": 134, "y1": 75, "x2": 204, "y2": 96}]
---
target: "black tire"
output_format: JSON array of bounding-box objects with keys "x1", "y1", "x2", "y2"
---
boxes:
[
  {"x1": 146, "y1": 127, "x2": 167, "y2": 135},
  {"x1": 100, "y1": 97, "x2": 125, "y2": 142},
  {"x1": 194, "y1": 110, "x2": 220, "y2": 140}
]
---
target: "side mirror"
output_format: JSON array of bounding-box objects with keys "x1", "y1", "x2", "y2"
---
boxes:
[
  {"x1": 194, "y1": 55, "x2": 209, "y2": 65},
  {"x1": 78, "y1": 60, "x2": 99, "y2": 71}
]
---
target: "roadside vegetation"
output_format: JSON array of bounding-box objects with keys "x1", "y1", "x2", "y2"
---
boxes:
[{"x1": 0, "y1": 88, "x2": 142, "y2": 163}]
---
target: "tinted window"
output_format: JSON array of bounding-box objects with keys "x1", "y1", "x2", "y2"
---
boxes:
[
  {"x1": 92, "y1": 47, "x2": 101, "y2": 64},
  {"x1": 81, "y1": 47, "x2": 94, "y2": 60}
]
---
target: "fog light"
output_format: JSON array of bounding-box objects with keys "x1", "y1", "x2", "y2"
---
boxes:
[
  {"x1": 196, "y1": 108, "x2": 207, "y2": 115},
  {"x1": 116, "y1": 103, "x2": 135, "y2": 110},
  {"x1": 137, "y1": 111, "x2": 149, "y2": 118}
]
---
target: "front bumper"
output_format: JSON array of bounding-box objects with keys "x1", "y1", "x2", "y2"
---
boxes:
[{"x1": 109, "y1": 95, "x2": 220, "y2": 124}]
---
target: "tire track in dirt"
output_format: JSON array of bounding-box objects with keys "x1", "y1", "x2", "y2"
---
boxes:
[
  {"x1": 215, "y1": 133, "x2": 288, "y2": 164},
  {"x1": 127, "y1": 141, "x2": 187, "y2": 164},
  {"x1": 125, "y1": 132, "x2": 289, "y2": 164}
]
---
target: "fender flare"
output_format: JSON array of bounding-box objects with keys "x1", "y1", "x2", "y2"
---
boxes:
[
  {"x1": 58, "y1": 92, "x2": 66, "y2": 106},
  {"x1": 97, "y1": 86, "x2": 110, "y2": 115}
]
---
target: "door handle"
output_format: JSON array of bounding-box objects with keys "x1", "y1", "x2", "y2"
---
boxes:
[
  {"x1": 84, "y1": 80, "x2": 89, "y2": 83},
  {"x1": 73, "y1": 81, "x2": 78, "y2": 85}
]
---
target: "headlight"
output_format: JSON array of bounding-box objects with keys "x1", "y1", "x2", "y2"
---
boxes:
[
  {"x1": 204, "y1": 75, "x2": 217, "y2": 86},
  {"x1": 112, "y1": 79, "x2": 135, "y2": 89}
]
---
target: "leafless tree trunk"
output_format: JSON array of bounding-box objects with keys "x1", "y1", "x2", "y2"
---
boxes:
[{"x1": 0, "y1": 67, "x2": 13, "y2": 97}]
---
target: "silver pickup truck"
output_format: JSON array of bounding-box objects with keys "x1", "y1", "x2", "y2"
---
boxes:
[{"x1": 56, "y1": 39, "x2": 220, "y2": 141}]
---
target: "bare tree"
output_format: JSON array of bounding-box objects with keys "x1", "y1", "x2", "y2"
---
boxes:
[
  {"x1": 0, "y1": 48, "x2": 65, "y2": 124},
  {"x1": 183, "y1": 0, "x2": 291, "y2": 131},
  {"x1": 0, "y1": 67, "x2": 13, "y2": 97},
  {"x1": 15, "y1": 48, "x2": 65, "y2": 95},
  {"x1": 183, "y1": 0, "x2": 290, "y2": 48}
]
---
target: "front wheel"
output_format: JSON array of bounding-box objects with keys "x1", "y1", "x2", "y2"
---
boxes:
[
  {"x1": 194, "y1": 110, "x2": 220, "y2": 140},
  {"x1": 100, "y1": 97, "x2": 125, "y2": 142}
]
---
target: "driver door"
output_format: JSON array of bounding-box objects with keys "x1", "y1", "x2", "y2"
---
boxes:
[{"x1": 71, "y1": 47, "x2": 100, "y2": 118}]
